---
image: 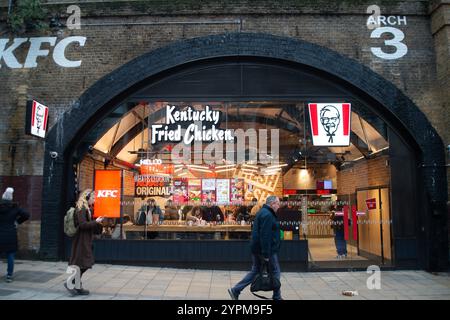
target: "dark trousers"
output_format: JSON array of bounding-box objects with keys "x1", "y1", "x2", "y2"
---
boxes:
[
  {"x1": 334, "y1": 230, "x2": 347, "y2": 255},
  {"x1": 6, "y1": 251, "x2": 15, "y2": 276}
]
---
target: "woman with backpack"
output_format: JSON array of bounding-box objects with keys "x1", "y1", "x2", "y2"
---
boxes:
[
  {"x1": 0, "y1": 187, "x2": 30, "y2": 283},
  {"x1": 65, "y1": 189, "x2": 104, "y2": 296}
]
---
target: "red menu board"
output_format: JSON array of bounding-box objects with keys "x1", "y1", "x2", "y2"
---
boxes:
[
  {"x1": 188, "y1": 179, "x2": 202, "y2": 203},
  {"x1": 173, "y1": 178, "x2": 189, "y2": 204},
  {"x1": 230, "y1": 178, "x2": 244, "y2": 202}
]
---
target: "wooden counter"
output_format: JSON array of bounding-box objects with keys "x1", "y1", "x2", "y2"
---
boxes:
[{"x1": 123, "y1": 224, "x2": 252, "y2": 233}]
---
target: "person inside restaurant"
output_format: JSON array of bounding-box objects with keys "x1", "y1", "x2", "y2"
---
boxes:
[{"x1": 201, "y1": 200, "x2": 224, "y2": 222}]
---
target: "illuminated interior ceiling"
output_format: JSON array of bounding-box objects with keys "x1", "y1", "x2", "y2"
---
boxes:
[{"x1": 93, "y1": 102, "x2": 388, "y2": 167}]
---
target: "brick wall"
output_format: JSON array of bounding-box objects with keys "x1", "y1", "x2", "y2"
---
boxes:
[
  {"x1": 0, "y1": 1, "x2": 447, "y2": 181},
  {"x1": 430, "y1": 0, "x2": 450, "y2": 257},
  {"x1": 0, "y1": 0, "x2": 447, "y2": 261},
  {"x1": 0, "y1": 175, "x2": 42, "y2": 220},
  {"x1": 337, "y1": 156, "x2": 391, "y2": 195}
]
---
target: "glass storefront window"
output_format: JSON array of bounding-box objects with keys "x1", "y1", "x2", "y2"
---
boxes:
[{"x1": 76, "y1": 100, "x2": 393, "y2": 268}]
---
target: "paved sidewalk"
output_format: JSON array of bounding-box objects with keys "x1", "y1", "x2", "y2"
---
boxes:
[{"x1": 0, "y1": 260, "x2": 449, "y2": 300}]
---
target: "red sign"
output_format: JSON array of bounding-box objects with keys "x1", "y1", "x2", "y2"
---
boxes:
[
  {"x1": 344, "y1": 205, "x2": 349, "y2": 241},
  {"x1": 352, "y1": 205, "x2": 357, "y2": 241},
  {"x1": 140, "y1": 164, "x2": 174, "y2": 175},
  {"x1": 316, "y1": 189, "x2": 330, "y2": 195},
  {"x1": 308, "y1": 103, "x2": 351, "y2": 146},
  {"x1": 366, "y1": 198, "x2": 377, "y2": 210},
  {"x1": 173, "y1": 178, "x2": 188, "y2": 204},
  {"x1": 283, "y1": 189, "x2": 297, "y2": 195},
  {"x1": 94, "y1": 170, "x2": 122, "y2": 218},
  {"x1": 25, "y1": 100, "x2": 49, "y2": 138}
]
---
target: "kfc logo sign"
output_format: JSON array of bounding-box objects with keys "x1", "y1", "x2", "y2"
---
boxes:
[
  {"x1": 25, "y1": 100, "x2": 49, "y2": 138},
  {"x1": 96, "y1": 190, "x2": 119, "y2": 198},
  {"x1": 0, "y1": 36, "x2": 86, "y2": 69},
  {"x1": 308, "y1": 103, "x2": 351, "y2": 146},
  {"x1": 94, "y1": 170, "x2": 122, "y2": 218}
]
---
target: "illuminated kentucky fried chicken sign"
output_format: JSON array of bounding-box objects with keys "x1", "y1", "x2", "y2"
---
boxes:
[
  {"x1": 308, "y1": 103, "x2": 351, "y2": 146},
  {"x1": 151, "y1": 105, "x2": 234, "y2": 145}
]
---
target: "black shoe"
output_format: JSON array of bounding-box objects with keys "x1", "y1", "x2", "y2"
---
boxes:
[
  {"x1": 228, "y1": 288, "x2": 238, "y2": 300},
  {"x1": 64, "y1": 282, "x2": 77, "y2": 296},
  {"x1": 76, "y1": 288, "x2": 90, "y2": 295},
  {"x1": 273, "y1": 297, "x2": 284, "y2": 300}
]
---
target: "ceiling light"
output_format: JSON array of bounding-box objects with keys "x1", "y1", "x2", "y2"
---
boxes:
[
  {"x1": 215, "y1": 164, "x2": 236, "y2": 169},
  {"x1": 215, "y1": 168, "x2": 235, "y2": 173},
  {"x1": 189, "y1": 168, "x2": 213, "y2": 173},
  {"x1": 266, "y1": 164, "x2": 288, "y2": 169}
]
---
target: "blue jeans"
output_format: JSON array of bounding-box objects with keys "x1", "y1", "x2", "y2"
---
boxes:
[
  {"x1": 334, "y1": 230, "x2": 347, "y2": 256},
  {"x1": 231, "y1": 254, "x2": 282, "y2": 299},
  {"x1": 6, "y1": 251, "x2": 15, "y2": 276}
]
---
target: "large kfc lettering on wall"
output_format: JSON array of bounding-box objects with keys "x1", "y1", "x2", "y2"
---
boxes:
[{"x1": 0, "y1": 36, "x2": 86, "y2": 69}]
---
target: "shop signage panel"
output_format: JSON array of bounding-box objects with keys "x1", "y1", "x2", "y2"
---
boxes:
[
  {"x1": 140, "y1": 161, "x2": 173, "y2": 175},
  {"x1": 134, "y1": 175, "x2": 171, "y2": 197},
  {"x1": 151, "y1": 105, "x2": 234, "y2": 145},
  {"x1": 94, "y1": 170, "x2": 122, "y2": 218},
  {"x1": 230, "y1": 178, "x2": 244, "y2": 202},
  {"x1": 25, "y1": 100, "x2": 49, "y2": 138},
  {"x1": 201, "y1": 179, "x2": 216, "y2": 202},
  {"x1": 308, "y1": 103, "x2": 351, "y2": 146},
  {"x1": 173, "y1": 178, "x2": 189, "y2": 204},
  {"x1": 188, "y1": 179, "x2": 202, "y2": 202},
  {"x1": 216, "y1": 179, "x2": 231, "y2": 204},
  {"x1": 366, "y1": 198, "x2": 377, "y2": 210}
]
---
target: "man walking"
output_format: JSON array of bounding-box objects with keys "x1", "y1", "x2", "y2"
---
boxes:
[{"x1": 228, "y1": 195, "x2": 282, "y2": 300}]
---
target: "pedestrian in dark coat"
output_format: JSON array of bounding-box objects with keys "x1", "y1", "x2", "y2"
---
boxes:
[
  {"x1": 228, "y1": 195, "x2": 283, "y2": 300},
  {"x1": 65, "y1": 189, "x2": 104, "y2": 296},
  {"x1": 0, "y1": 187, "x2": 30, "y2": 282}
]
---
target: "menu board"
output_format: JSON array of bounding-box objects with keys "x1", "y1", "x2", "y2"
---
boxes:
[
  {"x1": 173, "y1": 178, "x2": 189, "y2": 204},
  {"x1": 134, "y1": 174, "x2": 171, "y2": 197},
  {"x1": 201, "y1": 179, "x2": 216, "y2": 202},
  {"x1": 216, "y1": 179, "x2": 230, "y2": 204},
  {"x1": 230, "y1": 178, "x2": 244, "y2": 202},
  {"x1": 188, "y1": 179, "x2": 202, "y2": 203}
]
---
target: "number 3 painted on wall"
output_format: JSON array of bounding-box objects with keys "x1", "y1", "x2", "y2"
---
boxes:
[{"x1": 370, "y1": 27, "x2": 408, "y2": 60}]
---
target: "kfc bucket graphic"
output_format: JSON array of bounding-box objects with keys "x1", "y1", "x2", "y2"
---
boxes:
[
  {"x1": 26, "y1": 100, "x2": 49, "y2": 138},
  {"x1": 308, "y1": 103, "x2": 351, "y2": 146}
]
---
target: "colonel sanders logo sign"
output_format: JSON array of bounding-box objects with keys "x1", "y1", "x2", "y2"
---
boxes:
[
  {"x1": 25, "y1": 100, "x2": 49, "y2": 139},
  {"x1": 308, "y1": 103, "x2": 351, "y2": 146}
]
